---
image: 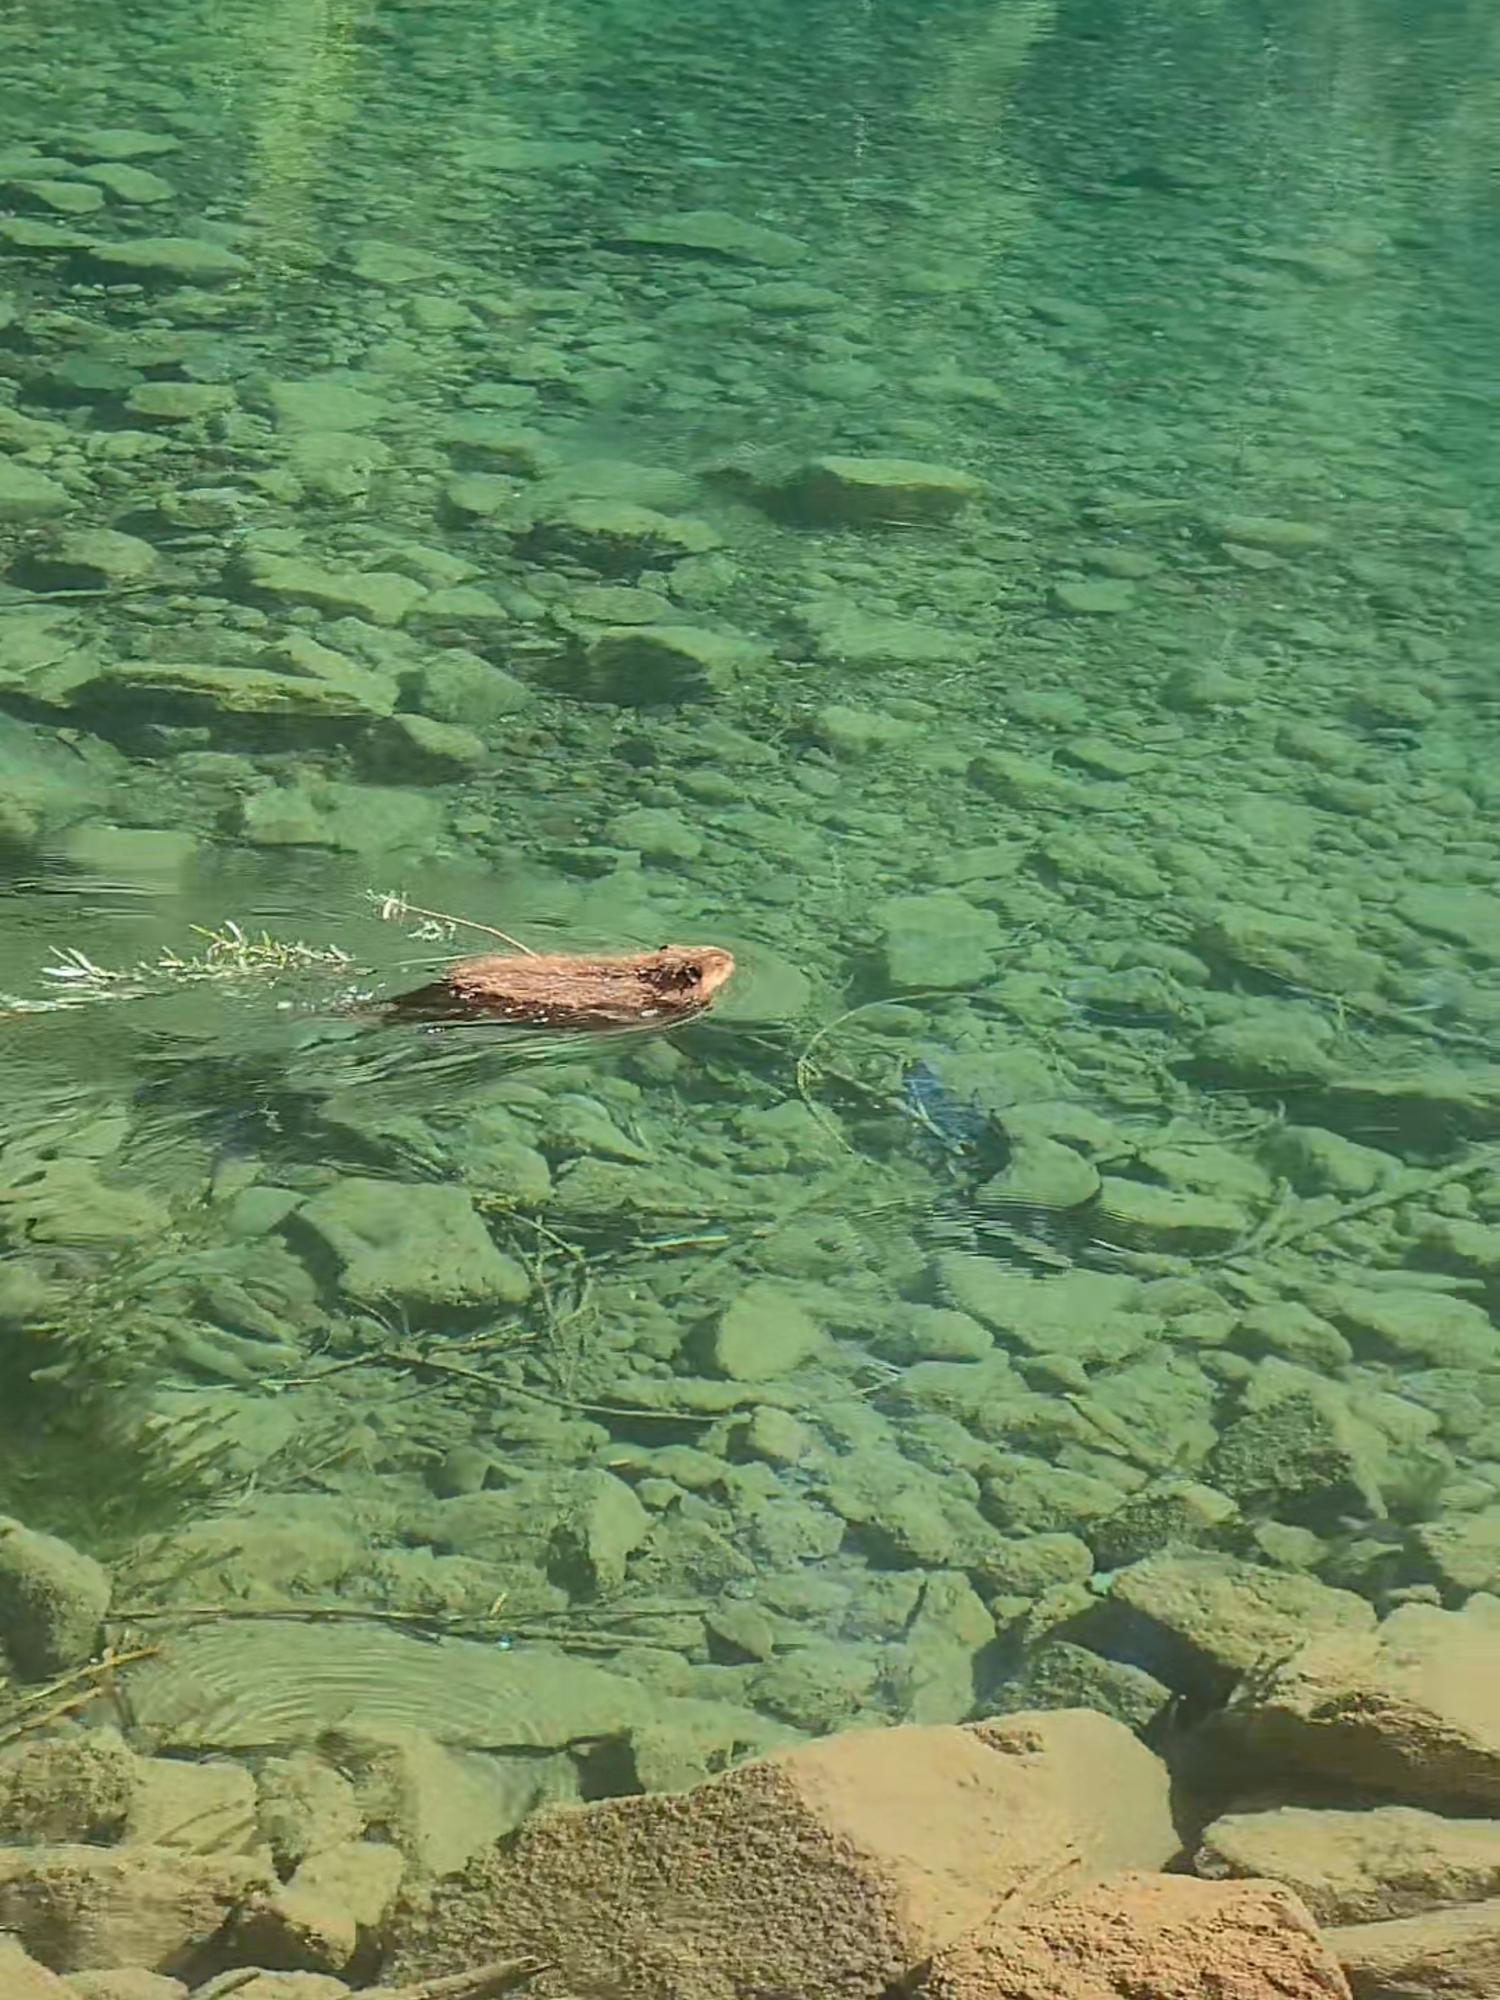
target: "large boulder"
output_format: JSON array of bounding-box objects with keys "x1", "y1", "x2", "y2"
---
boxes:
[
  {"x1": 922, "y1": 1872, "x2": 1351, "y2": 2000},
  {"x1": 1212, "y1": 1597, "x2": 1500, "y2": 1809},
  {"x1": 1325, "y1": 1898, "x2": 1500, "y2": 1999},
  {"x1": 1197, "y1": 1805, "x2": 1500, "y2": 1925},
  {"x1": 0, "y1": 1844, "x2": 269, "y2": 1974},
  {"x1": 1086, "y1": 1552, "x2": 1375, "y2": 1700},
  {"x1": 383, "y1": 1710, "x2": 1177, "y2": 1999}
]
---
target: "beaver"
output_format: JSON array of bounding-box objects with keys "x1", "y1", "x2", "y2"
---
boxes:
[{"x1": 381, "y1": 943, "x2": 735, "y2": 1031}]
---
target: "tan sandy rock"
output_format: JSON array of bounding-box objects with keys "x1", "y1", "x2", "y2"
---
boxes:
[
  {"x1": 192, "y1": 1979, "x2": 348, "y2": 2000},
  {"x1": 0, "y1": 1934, "x2": 71, "y2": 1996},
  {"x1": 239, "y1": 1838, "x2": 404, "y2": 1974},
  {"x1": 1216, "y1": 1597, "x2": 1500, "y2": 1808},
  {"x1": 383, "y1": 1710, "x2": 1177, "y2": 1999},
  {"x1": 327, "y1": 1722, "x2": 568, "y2": 1879},
  {"x1": 1197, "y1": 1804, "x2": 1500, "y2": 1923},
  {"x1": 0, "y1": 1728, "x2": 138, "y2": 1844},
  {"x1": 61, "y1": 1972, "x2": 187, "y2": 2000},
  {"x1": 124, "y1": 1757, "x2": 261, "y2": 1857},
  {"x1": 255, "y1": 1753, "x2": 364, "y2": 1871},
  {"x1": 923, "y1": 1871, "x2": 1351, "y2": 2000},
  {"x1": 0, "y1": 1843, "x2": 271, "y2": 1973},
  {"x1": 1325, "y1": 1896, "x2": 1500, "y2": 1998}
]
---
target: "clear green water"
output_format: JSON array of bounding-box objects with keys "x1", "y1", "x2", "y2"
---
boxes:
[{"x1": 3, "y1": 0, "x2": 1500, "y2": 1821}]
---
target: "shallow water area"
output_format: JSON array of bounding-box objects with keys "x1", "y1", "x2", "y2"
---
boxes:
[{"x1": 4, "y1": 0, "x2": 1500, "y2": 1987}]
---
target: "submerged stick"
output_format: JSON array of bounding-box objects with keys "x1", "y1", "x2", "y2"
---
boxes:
[{"x1": 358, "y1": 1956, "x2": 551, "y2": 1999}]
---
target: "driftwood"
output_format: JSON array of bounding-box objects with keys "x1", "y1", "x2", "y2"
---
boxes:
[{"x1": 383, "y1": 944, "x2": 734, "y2": 1031}]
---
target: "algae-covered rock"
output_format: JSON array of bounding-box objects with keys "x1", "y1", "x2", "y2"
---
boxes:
[
  {"x1": 0, "y1": 1520, "x2": 111, "y2": 1679},
  {"x1": 86, "y1": 660, "x2": 393, "y2": 721},
  {"x1": 620, "y1": 209, "x2": 808, "y2": 265},
  {"x1": 239, "y1": 1836, "x2": 404, "y2": 1975},
  {"x1": 984, "y1": 1639, "x2": 1173, "y2": 1736},
  {"x1": 237, "y1": 781, "x2": 442, "y2": 854},
  {"x1": 1210, "y1": 1362, "x2": 1388, "y2": 1528},
  {"x1": 882, "y1": 1571, "x2": 995, "y2": 1725},
  {"x1": 1051, "y1": 577, "x2": 1137, "y2": 615},
  {"x1": 255, "y1": 1753, "x2": 364, "y2": 1872},
  {"x1": 1196, "y1": 903, "x2": 1382, "y2": 997},
  {"x1": 550, "y1": 1469, "x2": 651, "y2": 1596},
  {"x1": 0, "y1": 461, "x2": 74, "y2": 522},
  {"x1": 797, "y1": 600, "x2": 976, "y2": 670},
  {"x1": 1310, "y1": 1284, "x2": 1500, "y2": 1372},
  {"x1": 1087, "y1": 1480, "x2": 1240, "y2": 1570},
  {"x1": 821, "y1": 1445, "x2": 1006, "y2": 1570},
  {"x1": 874, "y1": 892, "x2": 1003, "y2": 990},
  {"x1": 288, "y1": 1179, "x2": 529, "y2": 1313},
  {"x1": 1093, "y1": 1178, "x2": 1249, "y2": 1255},
  {"x1": 1090, "y1": 1550, "x2": 1376, "y2": 1698},
  {"x1": 1413, "y1": 1508, "x2": 1500, "y2": 1600},
  {"x1": 85, "y1": 234, "x2": 250, "y2": 281},
  {"x1": 233, "y1": 551, "x2": 427, "y2": 626},
  {"x1": 522, "y1": 500, "x2": 720, "y2": 573},
  {"x1": 755, "y1": 454, "x2": 983, "y2": 527},
  {"x1": 124, "y1": 382, "x2": 234, "y2": 424},
  {"x1": 934, "y1": 1257, "x2": 1151, "y2": 1367},
  {"x1": 12, "y1": 528, "x2": 157, "y2": 590},
  {"x1": 708, "y1": 1281, "x2": 825, "y2": 1382},
  {"x1": 361, "y1": 710, "x2": 488, "y2": 781},
  {"x1": 584, "y1": 623, "x2": 759, "y2": 703},
  {"x1": 124, "y1": 1757, "x2": 259, "y2": 1857},
  {"x1": 982, "y1": 1460, "x2": 1125, "y2": 1538},
  {"x1": 749, "y1": 1642, "x2": 883, "y2": 1731}
]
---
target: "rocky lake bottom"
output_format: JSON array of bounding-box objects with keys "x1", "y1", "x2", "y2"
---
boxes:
[{"x1": 3, "y1": 0, "x2": 1500, "y2": 1993}]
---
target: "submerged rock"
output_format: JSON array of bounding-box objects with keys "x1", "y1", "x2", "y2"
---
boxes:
[
  {"x1": 752, "y1": 454, "x2": 984, "y2": 527},
  {"x1": 1089, "y1": 1551, "x2": 1375, "y2": 1699},
  {"x1": 1197, "y1": 1803, "x2": 1500, "y2": 1925},
  {"x1": 85, "y1": 234, "x2": 251, "y2": 281},
  {"x1": 707, "y1": 1281, "x2": 825, "y2": 1382},
  {"x1": 84, "y1": 659, "x2": 393, "y2": 721},
  {"x1": 583, "y1": 623, "x2": 761, "y2": 704},
  {"x1": 0, "y1": 1519, "x2": 111, "y2": 1679},
  {"x1": 233, "y1": 551, "x2": 427, "y2": 627},
  {"x1": 0, "y1": 462, "x2": 74, "y2": 522},
  {"x1": 619, "y1": 209, "x2": 809, "y2": 266},
  {"x1": 1213, "y1": 1596, "x2": 1500, "y2": 1809},
  {"x1": 288, "y1": 1179, "x2": 529, "y2": 1313},
  {"x1": 874, "y1": 891, "x2": 1003, "y2": 990}
]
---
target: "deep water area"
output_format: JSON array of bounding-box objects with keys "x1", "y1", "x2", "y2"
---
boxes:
[{"x1": 4, "y1": 0, "x2": 1500, "y2": 1820}]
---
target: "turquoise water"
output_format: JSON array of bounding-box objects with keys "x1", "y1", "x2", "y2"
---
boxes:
[{"x1": 3, "y1": 0, "x2": 1500, "y2": 1850}]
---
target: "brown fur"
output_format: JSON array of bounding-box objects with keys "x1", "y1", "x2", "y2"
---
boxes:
[{"x1": 383, "y1": 943, "x2": 734, "y2": 1030}]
